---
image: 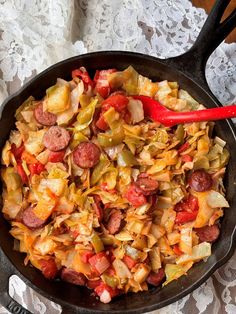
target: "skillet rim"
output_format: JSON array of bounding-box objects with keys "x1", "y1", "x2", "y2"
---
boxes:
[{"x1": 0, "y1": 50, "x2": 236, "y2": 314}]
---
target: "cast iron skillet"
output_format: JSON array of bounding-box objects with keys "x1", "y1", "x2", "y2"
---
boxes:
[{"x1": 0, "y1": 1, "x2": 236, "y2": 313}]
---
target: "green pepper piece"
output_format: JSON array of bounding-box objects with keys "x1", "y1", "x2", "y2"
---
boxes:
[
  {"x1": 75, "y1": 99, "x2": 97, "y2": 131},
  {"x1": 91, "y1": 233, "x2": 104, "y2": 253},
  {"x1": 151, "y1": 129, "x2": 169, "y2": 144},
  {"x1": 103, "y1": 107, "x2": 120, "y2": 129},
  {"x1": 175, "y1": 124, "x2": 185, "y2": 145},
  {"x1": 102, "y1": 274, "x2": 118, "y2": 288},
  {"x1": 220, "y1": 148, "x2": 230, "y2": 168},
  {"x1": 70, "y1": 132, "x2": 88, "y2": 149},
  {"x1": 97, "y1": 127, "x2": 125, "y2": 147},
  {"x1": 91, "y1": 158, "x2": 111, "y2": 185},
  {"x1": 117, "y1": 149, "x2": 138, "y2": 167}
]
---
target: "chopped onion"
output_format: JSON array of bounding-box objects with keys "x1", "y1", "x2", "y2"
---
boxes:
[
  {"x1": 104, "y1": 144, "x2": 124, "y2": 160},
  {"x1": 125, "y1": 245, "x2": 139, "y2": 259},
  {"x1": 207, "y1": 190, "x2": 229, "y2": 208},
  {"x1": 176, "y1": 242, "x2": 211, "y2": 265},
  {"x1": 113, "y1": 259, "x2": 131, "y2": 278},
  {"x1": 127, "y1": 99, "x2": 144, "y2": 124},
  {"x1": 100, "y1": 290, "x2": 111, "y2": 304}
]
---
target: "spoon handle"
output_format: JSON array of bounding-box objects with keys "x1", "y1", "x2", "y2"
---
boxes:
[{"x1": 162, "y1": 105, "x2": 236, "y2": 127}]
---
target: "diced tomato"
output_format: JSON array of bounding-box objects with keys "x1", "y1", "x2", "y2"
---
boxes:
[
  {"x1": 95, "y1": 283, "x2": 119, "y2": 303},
  {"x1": 100, "y1": 183, "x2": 116, "y2": 194},
  {"x1": 123, "y1": 255, "x2": 137, "y2": 269},
  {"x1": 81, "y1": 250, "x2": 94, "y2": 264},
  {"x1": 40, "y1": 259, "x2": 58, "y2": 279},
  {"x1": 11, "y1": 143, "x2": 24, "y2": 160},
  {"x1": 21, "y1": 151, "x2": 38, "y2": 164},
  {"x1": 16, "y1": 163, "x2": 28, "y2": 184},
  {"x1": 70, "y1": 229, "x2": 80, "y2": 239},
  {"x1": 102, "y1": 94, "x2": 129, "y2": 113},
  {"x1": 175, "y1": 211, "x2": 198, "y2": 224},
  {"x1": 124, "y1": 184, "x2": 147, "y2": 207},
  {"x1": 123, "y1": 110, "x2": 131, "y2": 124},
  {"x1": 186, "y1": 194, "x2": 199, "y2": 212},
  {"x1": 72, "y1": 67, "x2": 94, "y2": 89},
  {"x1": 28, "y1": 162, "x2": 45, "y2": 176},
  {"x1": 105, "y1": 266, "x2": 116, "y2": 277},
  {"x1": 48, "y1": 150, "x2": 65, "y2": 163},
  {"x1": 174, "y1": 195, "x2": 198, "y2": 213},
  {"x1": 88, "y1": 252, "x2": 110, "y2": 274},
  {"x1": 87, "y1": 279, "x2": 102, "y2": 289},
  {"x1": 96, "y1": 114, "x2": 109, "y2": 131},
  {"x1": 181, "y1": 154, "x2": 193, "y2": 162},
  {"x1": 178, "y1": 142, "x2": 190, "y2": 153},
  {"x1": 94, "y1": 69, "x2": 117, "y2": 99},
  {"x1": 173, "y1": 244, "x2": 183, "y2": 256}
]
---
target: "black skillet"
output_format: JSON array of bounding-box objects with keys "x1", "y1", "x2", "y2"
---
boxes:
[{"x1": 0, "y1": 0, "x2": 236, "y2": 313}]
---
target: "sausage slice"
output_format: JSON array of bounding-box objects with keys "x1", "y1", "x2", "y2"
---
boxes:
[
  {"x1": 73, "y1": 142, "x2": 101, "y2": 168},
  {"x1": 188, "y1": 169, "x2": 213, "y2": 192},
  {"x1": 135, "y1": 173, "x2": 159, "y2": 195},
  {"x1": 22, "y1": 206, "x2": 47, "y2": 229},
  {"x1": 194, "y1": 224, "x2": 220, "y2": 243},
  {"x1": 146, "y1": 269, "x2": 165, "y2": 286},
  {"x1": 34, "y1": 102, "x2": 57, "y2": 126},
  {"x1": 43, "y1": 126, "x2": 70, "y2": 151},
  {"x1": 61, "y1": 268, "x2": 87, "y2": 286},
  {"x1": 107, "y1": 209, "x2": 123, "y2": 235}
]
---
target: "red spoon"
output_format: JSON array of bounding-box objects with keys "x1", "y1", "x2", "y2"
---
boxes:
[{"x1": 134, "y1": 95, "x2": 236, "y2": 127}]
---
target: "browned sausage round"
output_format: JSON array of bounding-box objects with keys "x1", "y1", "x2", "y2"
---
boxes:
[
  {"x1": 92, "y1": 195, "x2": 104, "y2": 222},
  {"x1": 146, "y1": 268, "x2": 165, "y2": 286},
  {"x1": 107, "y1": 209, "x2": 123, "y2": 235},
  {"x1": 73, "y1": 142, "x2": 101, "y2": 168},
  {"x1": 61, "y1": 268, "x2": 87, "y2": 286},
  {"x1": 194, "y1": 224, "x2": 220, "y2": 243},
  {"x1": 188, "y1": 169, "x2": 213, "y2": 192},
  {"x1": 43, "y1": 126, "x2": 70, "y2": 152},
  {"x1": 34, "y1": 102, "x2": 57, "y2": 126},
  {"x1": 135, "y1": 173, "x2": 159, "y2": 195},
  {"x1": 22, "y1": 206, "x2": 47, "y2": 229}
]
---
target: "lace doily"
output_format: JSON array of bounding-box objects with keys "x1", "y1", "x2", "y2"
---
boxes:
[{"x1": 0, "y1": 0, "x2": 236, "y2": 313}]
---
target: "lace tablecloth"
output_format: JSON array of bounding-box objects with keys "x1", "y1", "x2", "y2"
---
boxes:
[{"x1": 0, "y1": 1, "x2": 236, "y2": 313}]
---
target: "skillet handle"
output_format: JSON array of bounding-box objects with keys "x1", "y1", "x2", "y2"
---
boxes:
[
  {"x1": 0, "y1": 247, "x2": 32, "y2": 314},
  {"x1": 165, "y1": 0, "x2": 236, "y2": 93}
]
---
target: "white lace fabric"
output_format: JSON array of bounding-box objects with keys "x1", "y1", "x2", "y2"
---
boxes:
[{"x1": 0, "y1": 0, "x2": 236, "y2": 313}]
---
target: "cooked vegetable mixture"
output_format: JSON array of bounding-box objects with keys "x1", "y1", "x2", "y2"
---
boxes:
[{"x1": 1, "y1": 66, "x2": 230, "y2": 303}]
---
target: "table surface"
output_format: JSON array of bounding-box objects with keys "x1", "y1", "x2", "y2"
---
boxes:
[{"x1": 192, "y1": 0, "x2": 236, "y2": 43}]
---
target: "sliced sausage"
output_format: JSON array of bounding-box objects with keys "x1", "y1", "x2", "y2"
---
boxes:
[
  {"x1": 93, "y1": 195, "x2": 104, "y2": 222},
  {"x1": 73, "y1": 142, "x2": 101, "y2": 168},
  {"x1": 61, "y1": 268, "x2": 87, "y2": 286},
  {"x1": 22, "y1": 206, "x2": 47, "y2": 229},
  {"x1": 146, "y1": 269, "x2": 165, "y2": 286},
  {"x1": 40, "y1": 259, "x2": 58, "y2": 279},
  {"x1": 34, "y1": 102, "x2": 57, "y2": 126},
  {"x1": 135, "y1": 173, "x2": 159, "y2": 195},
  {"x1": 43, "y1": 126, "x2": 70, "y2": 152},
  {"x1": 194, "y1": 224, "x2": 220, "y2": 243},
  {"x1": 107, "y1": 209, "x2": 123, "y2": 235},
  {"x1": 188, "y1": 169, "x2": 213, "y2": 192}
]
